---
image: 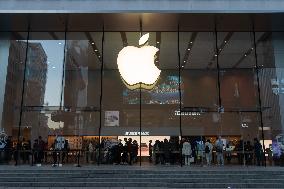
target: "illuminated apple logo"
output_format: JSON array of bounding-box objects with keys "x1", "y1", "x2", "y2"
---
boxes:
[{"x1": 117, "y1": 33, "x2": 161, "y2": 90}]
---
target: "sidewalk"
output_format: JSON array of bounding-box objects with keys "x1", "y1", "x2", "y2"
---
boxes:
[{"x1": 0, "y1": 164, "x2": 284, "y2": 171}]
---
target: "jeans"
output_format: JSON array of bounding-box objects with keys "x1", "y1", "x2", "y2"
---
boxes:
[
  {"x1": 205, "y1": 153, "x2": 212, "y2": 165},
  {"x1": 216, "y1": 152, "x2": 224, "y2": 165},
  {"x1": 184, "y1": 155, "x2": 191, "y2": 165}
]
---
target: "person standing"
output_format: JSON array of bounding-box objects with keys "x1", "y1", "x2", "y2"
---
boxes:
[
  {"x1": 148, "y1": 140, "x2": 153, "y2": 163},
  {"x1": 153, "y1": 140, "x2": 159, "y2": 164},
  {"x1": 88, "y1": 142, "x2": 94, "y2": 163},
  {"x1": 215, "y1": 136, "x2": 224, "y2": 166},
  {"x1": 117, "y1": 139, "x2": 123, "y2": 165},
  {"x1": 182, "y1": 139, "x2": 192, "y2": 166},
  {"x1": 62, "y1": 140, "x2": 69, "y2": 164},
  {"x1": 38, "y1": 136, "x2": 45, "y2": 164},
  {"x1": 121, "y1": 138, "x2": 128, "y2": 165},
  {"x1": 132, "y1": 140, "x2": 138, "y2": 163},
  {"x1": 163, "y1": 139, "x2": 170, "y2": 164},
  {"x1": 254, "y1": 138, "x2": 263, "y2": 166},
  {"x1": 127, "y1": 138, "x2": 133, "y2": 165},
  {"x1": 205, "y1": 139, "x2": 213, "y2": 166},
  {"x1": 33, "y1": 139, "x2": 39, "y2": 165},
  {"x1": 52, "y1": 139, "x2": 58, "y2": 166}
]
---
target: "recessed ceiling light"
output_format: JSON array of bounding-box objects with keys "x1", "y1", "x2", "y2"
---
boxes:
[
  {"x1": 187, "y1": 48, "x2": 191, "y2": 51},
  {"x1": 215, "y1": 54, "x2": 217, "y2": 57},
  {"x1": 190, "y1": 41, "x2": 193, "y2": 44},
  {"x1": 251, "y1": 48, "x2": 254, "y2": 50},
  {"x1": 52, "y1": 66, "x2": 56, "y2": 69},
  {"x1": 224, "y1": 41, "x2": 227, "y2": 43},
  {"x1": 157, "y1": 41, "x2": 160, "y2": 44},
  {"x1": 183, "y1": 60, "x2": 186, "y2": 63},
  {"x1": 244, "y1": 54, "x2": 247, "y2": 56},
  {"x1": 91, "y1": 42, "x2": 95, "y2": 45},
  {"x1": 98, "y1": 56, "x2": 101, "y2": 58},
  {"x1": 58, "y1": 42, "x2": 62, "y2": 45},
  {"x1": 95, "y1": 49, "x2": 98, "y2": 52}
]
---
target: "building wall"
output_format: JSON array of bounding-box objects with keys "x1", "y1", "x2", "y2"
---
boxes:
[{"x1": 0, "y1": 0, "x2": 284, "y2": 13}]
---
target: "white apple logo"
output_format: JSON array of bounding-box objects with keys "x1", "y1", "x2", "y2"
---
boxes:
[{"x1": 117, "y1": 33, "x2": 161, "y2": 90}]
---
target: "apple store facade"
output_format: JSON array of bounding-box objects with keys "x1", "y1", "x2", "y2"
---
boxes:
[{"x1": 1, "y1": 13, "x2": 284, "y2": 167}]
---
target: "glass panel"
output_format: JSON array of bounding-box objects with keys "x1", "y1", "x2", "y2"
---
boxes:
[
  {"x1": 181, "y1": 112, "x2": 219, "y2": 166},
  {"x1": 100, "y1": 32, "x2": 141, "y2": 165},
  {"x1": 220, "y1": 112, "x2": 263, "y2": 166},
  {"x1": 180, "y1": 32, "x2": 217, "y2": 69},
  {"x1": 182, "y1": 112, "x2": 262, "y2": 166},
  {"x1": 180, "y1": 32, "x2": 218, "y2": 109},
  {"x1": 24, "y1": 32, "x2": 65, "y2": 107},
  {"x1": 19, "y1": 32, "x2": 67, "y2": 165},
  {"x1": 218, "y1": 32, "x2": 255, "y2": 69},
  {"x1": 257, "y1": 32, "x2": 284, "y2": 166},
  {"x1": 0, "y1": 32, "x2": 28, "y2": 165},
  {"x1": 220, "y1": 69, "x2": 259, "y2": 110},
  {"x1": 140, "y1": 32, "x2": 180, "y2": 166},
  {"x1": 180, "y1": 32, "x2": 218, "y2": 166},
  {"x1": 65, "y1": 32, "x2": 102, "y2": 165},
  {"x1": 181, "y1": 70, "x2": 218, "y2": 109}
]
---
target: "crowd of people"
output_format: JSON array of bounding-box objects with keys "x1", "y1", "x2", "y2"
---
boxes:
[
  {"x1": 0, "y1": 135, "x2": 273, "y2": 167},
  {"x1": 180, "y1": 137, "x2": 265, "y2": 166},
  {"x1": 84, "y1": 136, "x2": 265, "y2": 166},
  {"x1": 85, "y1": 138, "x2": 139, "y2": 165},
  {"x1": 1, "y1": 136, "x2": 48, "y2": 165}
]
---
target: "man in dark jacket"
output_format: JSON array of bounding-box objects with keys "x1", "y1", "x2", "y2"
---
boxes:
[{"x1": 254, "y1": 138, "x2": 263, "y2": 166}]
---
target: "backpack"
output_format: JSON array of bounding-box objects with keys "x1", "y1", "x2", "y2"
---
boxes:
[{"x1": 205, "y1": 145, "x2": 210, "y2": 153}]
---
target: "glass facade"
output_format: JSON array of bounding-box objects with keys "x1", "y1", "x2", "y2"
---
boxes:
[{"x1": 1, "y1": 27, "x2": 284, "y2": 167}]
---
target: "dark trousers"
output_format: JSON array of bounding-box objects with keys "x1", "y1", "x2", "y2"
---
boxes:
[{"x1": 53, "y1": 151, "x2": 60, "y2": 165}]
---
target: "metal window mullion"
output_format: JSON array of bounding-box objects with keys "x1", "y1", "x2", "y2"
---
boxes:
[
  {"x1": 98, "y1": 26, "x2": 105, "y2": 165},
  {"x1": 214, "y1": 21, "x2": 223, "y2": 136},
  {"x1": 59, "y1": 28, "x2": 68, "y2": 111},
  {"x1": 178, "y1": 25, "x2": 183, "y2": 167},
  {"x1": 252, "y1": 29, "x2": 266, "y2": 167},
  {"x1": 16, "y1": 27, "x2": 30, "y2": 166}
]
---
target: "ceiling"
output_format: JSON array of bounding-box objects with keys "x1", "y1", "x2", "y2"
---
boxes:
[
  {"x1": 65, "y1": 31, "x2": 274, "y2": 70},
  {"x1": 5, "y1": 13, "x2": 281, "y2": 70}
]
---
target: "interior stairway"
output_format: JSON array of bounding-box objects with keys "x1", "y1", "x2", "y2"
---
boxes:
[{"x1": 0, "y1": 167, "x2": 284, "y2": 188}]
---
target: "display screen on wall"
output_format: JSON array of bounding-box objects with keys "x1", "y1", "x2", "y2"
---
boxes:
[{"x1": 123, "y1": 75, "x2": 183, "y2": 104}]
